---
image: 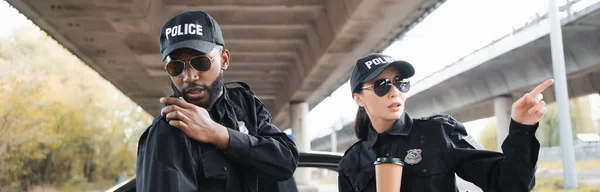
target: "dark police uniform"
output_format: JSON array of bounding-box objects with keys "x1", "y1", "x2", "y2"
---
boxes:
[
  {"x1": 137, "y1": 10, "x2": 298, "y2": 192},
  {"x1": 338, "y1": 112, "x2": 539, "y2": 192},
  {"x1": 136, "y1": 82, "x2": 299, "y2": 192}
]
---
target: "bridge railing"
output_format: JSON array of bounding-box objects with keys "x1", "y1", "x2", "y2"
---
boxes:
[{"x1": 538, "y1": 141, "x2": 600, "y2": 161}]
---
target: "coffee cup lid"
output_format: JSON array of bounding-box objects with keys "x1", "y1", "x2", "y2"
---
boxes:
[{"x1": 374, "y1": 157, "x2": 404, "y2": 165}]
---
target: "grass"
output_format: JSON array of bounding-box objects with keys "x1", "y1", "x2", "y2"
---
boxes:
[
  {"x1": 533, "y1": 177, "x2": 600, "y2": 192},
  {"x1": 58, "y1": 180, "x2": 115, "y2": 192},
  {"x1": 26, "y1": 180, "x2": 116, "y2": 192},
  {"x1": 532, "y1": 158, "x2": 600, "y2": 192}
]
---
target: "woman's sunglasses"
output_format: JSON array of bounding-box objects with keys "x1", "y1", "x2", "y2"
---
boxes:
[
  {"x1": 164, "y1": 55, "x2": 215, "y2": 77},
  {"x1": 362, "y1": 76, "x2": 410, "y2": 97}
]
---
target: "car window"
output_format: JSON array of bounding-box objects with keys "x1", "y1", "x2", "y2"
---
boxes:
[{"x1": 293, "y1": 167, "x2": 338, "y2": 192}]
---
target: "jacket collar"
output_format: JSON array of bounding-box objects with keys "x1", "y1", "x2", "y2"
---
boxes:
[
  {"x1": 365, "y1": 112, "x2": 413, "y2": 148},
  {"x1": 209, "y1": 85, "x2": 228, "y2": 116},
  {"x1": 219, "y1": 85, "x2": 227, "y2": 101}
]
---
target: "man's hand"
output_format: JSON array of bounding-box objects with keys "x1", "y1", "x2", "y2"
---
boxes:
[
  {"x1": 511, "y1": 79, "x2": 554, "y2": 125},
  {"x1": 159, "y1": 97, "x2": 230, "y2": 149}
]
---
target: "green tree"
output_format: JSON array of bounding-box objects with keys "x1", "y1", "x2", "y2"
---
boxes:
[
  {"x1": 0, "y1": 23, "x2": 152, "y2": 191},
  {"x1": 537, "y1": 97, "x2": 596, "y2": 147},
  {"x1": 480, "y1": 119, "x2": 497, "y2": 150}
]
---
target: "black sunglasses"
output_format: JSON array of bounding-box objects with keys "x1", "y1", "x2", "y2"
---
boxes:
[
  {"x1": 164, "y1": 55, "x2": 215, "y2": 77},
  {"x1": 362, "y1": 76, "x2": 410, "y2": 96}
]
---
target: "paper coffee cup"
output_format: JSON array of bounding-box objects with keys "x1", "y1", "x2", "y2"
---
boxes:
[{"x1": 374, "y1": 157, "x2": 404, "y2": 192}]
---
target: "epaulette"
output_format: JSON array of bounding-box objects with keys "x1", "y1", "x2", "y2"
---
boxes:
[
  {"x1": 430, "y1": 114, "x2": 455, "y2": 121},
  {"x1": 225, "y1": 81, "x2": 251, "y2": 90},
  {"x1": 225, "y1": 81, "x2": 256, "y2": 96},
  {"x1": 420, "y1": 114, "x2": 483, "y2": 149},
  {"x1": 415, "y1": 113, "x2": 454, "y2": 122}
]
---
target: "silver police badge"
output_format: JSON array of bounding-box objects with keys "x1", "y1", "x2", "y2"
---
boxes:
[
  {"x1": 404, "y1": 149, "x2": 423, "y2": 165},
  {"x1": 237, "y1": 121, "x2": 249, "y2": 134}
]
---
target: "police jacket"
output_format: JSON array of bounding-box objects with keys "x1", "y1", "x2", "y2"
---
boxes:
[
  {"x1": 136, "y1": 82, "x2": 299, "y2": 192},
  {"x1": 338, "y1": 112, "x2": 539, "y2": 192}
]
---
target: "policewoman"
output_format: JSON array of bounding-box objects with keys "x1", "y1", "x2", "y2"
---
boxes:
[{"x1": 338, "y1": 53, "x2": 552, "y2": 192}]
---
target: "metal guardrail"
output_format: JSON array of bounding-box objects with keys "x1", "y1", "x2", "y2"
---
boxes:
[{"x1": 538, "y1": 142, "x2": 600, "y2": 161}]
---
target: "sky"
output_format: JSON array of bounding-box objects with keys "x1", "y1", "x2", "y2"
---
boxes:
[
  {"x1": 0, "y1": 1, "x2": 27, "y2": 38},
  {"x1": 304, "y1": 0, "x2": 599, "y2": 141},
  {"x1": 1, "y1": 0, "x2": 598, "y2": 143}
]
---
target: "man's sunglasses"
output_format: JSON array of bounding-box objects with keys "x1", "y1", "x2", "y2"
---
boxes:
[
  {"x1": 164, "y1": 55, "x2": 215, "y2": 77},
  {"x1": 362, "y1": 76, "x2": 410, "y2": 97}
]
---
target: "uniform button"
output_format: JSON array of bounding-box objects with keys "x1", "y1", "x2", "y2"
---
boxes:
[
  {"x1": 420, "y1": 135, "x2": 425, "y2": 139},
  {"x1": 385, "y1": 153, "x2": 390, "y2": 157},
  {"x1": 223, "y1": 167, "x2": 227, "y2": 171},
  {"x1": 421, "y1": 169, "x2": 427, "y2": 173},
  {"x1": 420, "y1": 140, "x2": 425, "y2": 144},
  {"x1": 355, "y1": 187, "x2": 359, "y2": 191},
  {"x1": 525, "y1": 132, "x2": 530, "y2": 135}
]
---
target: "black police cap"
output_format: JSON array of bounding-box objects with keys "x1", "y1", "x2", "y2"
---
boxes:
[
  {"x1": 349, "y1": 53, "x2": 415, "y2": 95},
  {"x1": 159, "y1": 10, "x2": 225, "y2": 61}
]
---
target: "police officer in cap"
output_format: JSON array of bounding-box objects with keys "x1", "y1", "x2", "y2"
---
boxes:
[
  {"x1": 338, "y1": 53, "x2": 553, "y2": 191},
  {"x1": 136, "y1": 10, "x2": 299, "y2": 192}
]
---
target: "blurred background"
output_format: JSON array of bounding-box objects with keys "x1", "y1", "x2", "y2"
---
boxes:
[{"x1": 1, "y1": 0, "x2": 599, "y2": 191}]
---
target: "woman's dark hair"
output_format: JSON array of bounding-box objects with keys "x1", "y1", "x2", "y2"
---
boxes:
[{"x1": 353, "y1": 106, "x2": 371, "y2": 140}]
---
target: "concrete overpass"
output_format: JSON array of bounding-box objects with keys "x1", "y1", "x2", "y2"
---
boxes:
[
  {"x1": 313, "y1": 0, "x2": 600, "y2": 152},
  {"x1": 6, "y1": 0, "x2": 445, "y2": 130}
]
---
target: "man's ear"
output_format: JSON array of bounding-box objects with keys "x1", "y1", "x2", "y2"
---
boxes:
[
  {"x1": 353, "y1": 93, "x2": 364, "y2": 107},
  {"x1": 221, "y1": 49, "x2": 230, "y2": 70}
]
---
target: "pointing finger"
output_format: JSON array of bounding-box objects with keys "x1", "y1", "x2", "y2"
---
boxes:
[{"x1": 529, "y1": 79, "x2": 554, "y2": 96}]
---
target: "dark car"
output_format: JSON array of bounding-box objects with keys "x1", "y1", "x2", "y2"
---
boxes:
[{"x1": 106, "y1": 151, "x2": 343, "y2": 192}]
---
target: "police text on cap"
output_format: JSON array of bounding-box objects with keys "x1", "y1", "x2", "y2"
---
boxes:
[
  {"x1": 165, "y1": 23, "x2": 203, "y2": 40},
  {"x1": 364, "y1": 57, "x2": 395, "y2": 69}
]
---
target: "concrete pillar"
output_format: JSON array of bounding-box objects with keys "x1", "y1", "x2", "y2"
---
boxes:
[
  {"x1": 290, "y1": 101, "x2": 311, "y2": 185},
  {"x1": 494, "y1": 95, "x2": 512, "y2": 151}
]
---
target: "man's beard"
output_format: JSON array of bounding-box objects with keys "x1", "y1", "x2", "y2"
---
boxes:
[{"x1": 181, "y1": 70, "x2": 224, "y2": 110}]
